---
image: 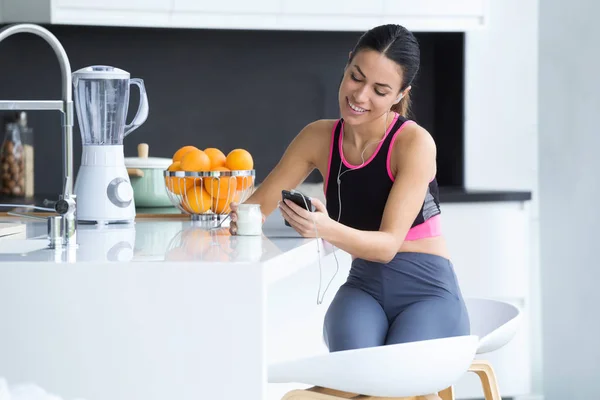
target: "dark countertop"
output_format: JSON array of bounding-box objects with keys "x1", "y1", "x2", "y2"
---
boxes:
[
  {"x1": 438, "y1": 186, "x2": 532, "y2": 203},
  {"x1": 0, "y1": 187, "x2": 532, "y2": 212}
]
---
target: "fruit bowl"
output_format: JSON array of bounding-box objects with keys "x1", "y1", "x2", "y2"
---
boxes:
[{"x1": 164, "y1": 169, "x2": 255, "y2": 226}]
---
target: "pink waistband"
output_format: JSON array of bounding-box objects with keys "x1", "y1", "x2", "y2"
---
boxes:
[{"x1": 404, "y1": 215, "x2": 442, "y2": 241}]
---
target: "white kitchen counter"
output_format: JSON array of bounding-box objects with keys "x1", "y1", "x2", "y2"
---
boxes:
[
  {"x1": 0, "y1": 210, "x2": 341, "y2": 284},
  {"x1": 0, "y1": 198, "x2": 535, "y2": 400},
  {"x1": 0, "y1": 210, "x2": 350, "y2": 400}
]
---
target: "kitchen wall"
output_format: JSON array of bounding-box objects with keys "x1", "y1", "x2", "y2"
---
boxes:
[
  {"x1": 0, "y1": 24, "x2": 463, "y2": 196},
  {"x1": 462, "y1": 0, "x2": 542, "y2": 396},
  {"x1": 539, "y1": 0, "x2": 600, "y2": 398}
]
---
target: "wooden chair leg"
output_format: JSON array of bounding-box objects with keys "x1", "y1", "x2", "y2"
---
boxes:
[
  {"x1": 308, "y1": 387, "x2": 358, "y2": 398},
  {"x1": 354, "y1": 396, "x2": 420, "y2": 400},
  {"x1": 437, "y1": 386, "x2": 455, "y2": 400},
  {"x1": 469, "y1": 360, "x2": 502, "y2": 400},
  {"x1": 282, "y1": 388, "x2": 340, "y2": 400},
  {"x1": 281, "y1": 387, "x2": 430, "y2": 400}
]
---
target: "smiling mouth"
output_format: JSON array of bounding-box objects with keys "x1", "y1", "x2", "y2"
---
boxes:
[{"x1": 347, "y1": 97, "x2": 368, "y2": 113}]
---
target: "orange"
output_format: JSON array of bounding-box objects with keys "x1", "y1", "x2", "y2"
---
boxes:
[
  {"x1": 172, "y1": 145, "x2": 199, "y2": 162},
  {"x1": 204, "y1": 148, "x2": 227, "y2": 169},
  {"x1": 181, "y1": 228, "x2": 211, "y2": 258},
  {"x1": 212, "y1": 191, "x2": 241, "y2": 214},
  {"x1": 212, "y1": 197, "x2": 231, "y2": 214},
  {"x1": 205, "y1": 166, "x2": 237, "y2": 200},
  {"x1": 236, "y1": 174, "x2": 255, "y2": 192},
  {"x1": 183, "y1": 186, "x2": 212, "y2": 214},
  {"x1": 165, "y1": 161, "x2": 194, "y2": 195},
  {"x1": 226, "y1": 149, "x2": 254, "y2": 190},
  {"x1": 180, "y1": 149, "x2": 211, "y2": 172},
  {"x1": 225, "y1": 149, "x2": 254, "y2": 170}
]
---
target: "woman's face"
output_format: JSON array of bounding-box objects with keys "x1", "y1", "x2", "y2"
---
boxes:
[{"x1": 338, "y1": 49, "x2": 405, "y2": 124}]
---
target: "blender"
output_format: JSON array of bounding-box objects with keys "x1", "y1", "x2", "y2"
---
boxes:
[{"x1": 73, "y1": 66, "x2": 149, "y2": 224}]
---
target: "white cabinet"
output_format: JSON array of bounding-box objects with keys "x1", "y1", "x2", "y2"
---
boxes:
[
  {"x1": 281, "y1": 0, "x2": 383, "y2": 16},
  {"x1": 384, "y1": 0, "x2": 487, "y2": 16},
  {"x1": 382, "y1": 0, "x2": 488, "y2": 31},
  {"x1": 1, "y1": 0, "x2": 489, "y2": 32},
  {"x1": 2, "y1": 0, "x2": 172, "y2": 27},
  {"x1": 172, "y1": 0, "x2": 279, "y2": 14},
  {"x1": 441, "y1": 201, "x2": 530, "y2": 299},
  {"x1": 277, "y1": 0, "x2": 385, "y2": 32},
  {"x1": 170, "y1": 0, "x2": 280, "y2": 30},
  {"x1": 441, "y1": 201, "x2": 532, "y2": 399},
  {"x1": 56, "y1": 0, "x2": 169, "y2": 11}
]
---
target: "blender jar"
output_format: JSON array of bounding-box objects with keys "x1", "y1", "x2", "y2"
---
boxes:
[{"x1": 72, "y1": 65, "x2": 148, "y2": 146}]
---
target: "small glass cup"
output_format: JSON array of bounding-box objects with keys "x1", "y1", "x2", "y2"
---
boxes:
[{"x1": 236, "y1": 204, "x2": 263, "y2": 236}]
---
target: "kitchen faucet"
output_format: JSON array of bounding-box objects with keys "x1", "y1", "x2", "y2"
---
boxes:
[{"x1": 0, "y1": 23, "x2": 77, "y2": 248}]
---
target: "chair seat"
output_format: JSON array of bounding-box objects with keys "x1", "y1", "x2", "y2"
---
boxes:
[{"x1": 269, "y1": 335, "x2": 479, "y2": 398}]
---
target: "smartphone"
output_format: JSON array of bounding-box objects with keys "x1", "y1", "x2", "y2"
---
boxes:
[{"x1": 281, "y1": 189, "x2": 312, "y2": 226}]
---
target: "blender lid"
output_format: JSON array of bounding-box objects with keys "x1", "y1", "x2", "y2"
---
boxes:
[
  {"x1": 73, "y1": 65, "x2": 131, "y2": 80},
  {"x1": 124, "y1": 156, "x2": 172, "y2": 169}
]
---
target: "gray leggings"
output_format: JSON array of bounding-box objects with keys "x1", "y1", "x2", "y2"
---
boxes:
[{"x1": 323, "y1": 252, "x2": 470, "y2": 352}]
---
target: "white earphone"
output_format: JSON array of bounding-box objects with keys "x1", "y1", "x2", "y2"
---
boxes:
[{"x1": 299, "y1": 110, "x2": 396, "y2": 305}]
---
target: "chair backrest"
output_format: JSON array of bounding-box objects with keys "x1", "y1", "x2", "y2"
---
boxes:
[{"x1": 465, "y1": 298, "x2": 522, "y2": 354}]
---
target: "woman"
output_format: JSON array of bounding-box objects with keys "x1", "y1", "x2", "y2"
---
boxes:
[{"x1": 230, "y1": 24, "x2": 470, "y2": 352}]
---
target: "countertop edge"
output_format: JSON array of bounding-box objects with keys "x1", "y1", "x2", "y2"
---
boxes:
[{"x1": 438, "y1": 190, "x2": 532, "y2": 203}]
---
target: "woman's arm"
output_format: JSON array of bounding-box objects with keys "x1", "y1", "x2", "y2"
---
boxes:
[
  {"x1": 242, "y1": 120, "x2": 331, "y2": 218},
  {"x1": 280, "y1": 124, "x2": 436, "y2": 263}
]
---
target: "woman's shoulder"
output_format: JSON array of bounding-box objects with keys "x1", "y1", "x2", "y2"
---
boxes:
[
  {"x1": 297, "y1": 119, "x2": 339, "y2": 143},
  {"x1": 392, "y1": 120, "x2": 436, "y2": 153},
  {"x1": 388, "y1": 119, "x2": 437, "y2": 178}
]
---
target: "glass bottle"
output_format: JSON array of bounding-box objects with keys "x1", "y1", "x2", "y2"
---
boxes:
[
  {"x1": 0, "y1": 120, "x2": 25, "y2": 196},
  {"x1": 16, "y1": 112, "x2": 34, "y2": 197}
]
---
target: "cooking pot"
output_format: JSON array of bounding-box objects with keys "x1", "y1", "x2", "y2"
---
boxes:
[{"x1": 125, "y1": 143, "x2": 173, "y2": 208}]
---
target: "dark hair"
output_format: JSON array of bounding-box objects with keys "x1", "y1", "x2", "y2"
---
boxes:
[{"x1": 348, "y1": 24, "x2": 420, "y2": 117}]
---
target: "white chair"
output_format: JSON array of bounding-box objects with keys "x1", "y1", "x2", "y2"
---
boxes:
[
  {"x1": 268, "y1": 298, "x2": 521, "y2": 400},
  {"x1": 455, "y1": 298, "x2": 522, "y2": 400},
  {"x1": 269, "y1": 335, "x2": 479, "y2": 399}
]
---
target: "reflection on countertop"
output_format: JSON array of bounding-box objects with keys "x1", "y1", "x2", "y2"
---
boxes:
[{"x1": 0, "y1": 207, "x2": 320, "y2": 265}]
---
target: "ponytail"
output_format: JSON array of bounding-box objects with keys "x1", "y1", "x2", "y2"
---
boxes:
[{"x1": 390, "y1": 90, "x2": 412, "y2": 117}]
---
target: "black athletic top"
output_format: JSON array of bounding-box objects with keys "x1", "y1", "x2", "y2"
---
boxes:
[{"x1": 324, "y1": 113, "x2": 442, "y2": 238}]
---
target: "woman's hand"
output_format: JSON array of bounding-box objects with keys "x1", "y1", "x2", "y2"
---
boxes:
[
  {"x1": 229, "y1": 202, "x2": 266, "y2": 235},
  {"x1": 279, "y1": 197, "x2": 334, "y2": 239}
]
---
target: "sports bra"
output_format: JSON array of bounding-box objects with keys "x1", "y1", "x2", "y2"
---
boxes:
[{"x1": 324, "y1": 113, "x2": 442, "y2": 241}]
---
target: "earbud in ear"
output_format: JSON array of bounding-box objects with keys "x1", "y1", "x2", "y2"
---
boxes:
[{"x1": 396, "y1": 94, "x2": 403, "y2": 103}]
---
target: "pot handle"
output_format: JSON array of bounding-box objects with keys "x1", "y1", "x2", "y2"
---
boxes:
[
  {"x1": 138, "y1": 143, "x2": 149, "y2": 158},
  {"x1": 127, "y1": 168, "x2": 144, "y2": 178}
]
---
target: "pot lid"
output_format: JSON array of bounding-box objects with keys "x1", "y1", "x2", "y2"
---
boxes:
[
  {"x1": 124, "y1": 156, "x2": 171, "y2": 169},
  {"x1": 124, "y1": 143, "x2": 171, "y2": 169}
]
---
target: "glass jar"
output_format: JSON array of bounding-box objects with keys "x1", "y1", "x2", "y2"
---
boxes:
[
  {"x1": 0, "y1": 122, "x2": 25, "y2": 196},
  {"x1": 236, "y1": 203, "x2": 263, "y2": 236},
  {"x1": 16, "y1": 112, "x2": 34, "y2": 197}
]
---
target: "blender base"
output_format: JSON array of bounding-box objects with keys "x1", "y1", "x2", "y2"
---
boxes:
[{"x1": 74, "y1": 145, "x2": 136, "y2": 224}]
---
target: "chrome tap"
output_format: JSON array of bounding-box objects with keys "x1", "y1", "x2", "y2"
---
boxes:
[{"x1": 0, "y1": 23, "x2": 77, "y2": 248}]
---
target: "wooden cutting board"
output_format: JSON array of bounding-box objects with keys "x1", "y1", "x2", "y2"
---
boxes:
[{"x1": 0, "y1": 222, "x2": 26, "y2": 238}]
